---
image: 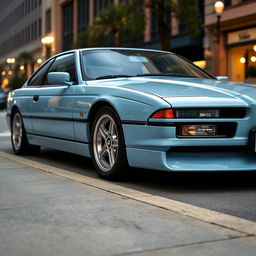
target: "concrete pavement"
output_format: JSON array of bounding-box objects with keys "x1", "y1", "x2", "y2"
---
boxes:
[{"x1": 0, "y1": 154, "x2": 256, "y2": 256}]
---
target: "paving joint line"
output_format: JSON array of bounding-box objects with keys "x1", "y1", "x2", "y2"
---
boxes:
[{"x1": 112, "y1": 235, "x2": 256, "y2": 256}]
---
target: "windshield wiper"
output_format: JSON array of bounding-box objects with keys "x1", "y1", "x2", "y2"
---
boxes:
[
  {"x1": 136, "y1": 73, "x2": 195, "y2": 78},
  {"x1": 95, "y1": 74, "x2": 133, "y2": 80}
]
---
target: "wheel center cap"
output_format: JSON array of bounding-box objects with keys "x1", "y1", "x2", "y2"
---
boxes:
[{"x1": 107, "y1": 138, "x2": 112, "y2": 147}]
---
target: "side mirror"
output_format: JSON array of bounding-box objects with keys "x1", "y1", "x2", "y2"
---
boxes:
[
  {"x1": 47, "y1": 72, "x2": 73, "y2": 86},
  {"x1": 216, "y1": 76, "x2": 229, "y2": 81}
]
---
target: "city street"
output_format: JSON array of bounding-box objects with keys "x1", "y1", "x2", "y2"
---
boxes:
[
  {"x1": 1, "y1": 110, "x2": 256, "y2": 255},
  {"x1": 0, "y1": 111, "x2": 256, "y2": 222},
  {"x1": 1, "y1": 0, "x2": 256, "y2": 255}
]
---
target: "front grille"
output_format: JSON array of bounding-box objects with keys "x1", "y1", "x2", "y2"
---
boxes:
[
  {"x1": 176, "y1": 122, "x2": 237, "y2": 138},
  {"x1": 174, "y1": 108, "x2": 246, "y2": 119}
]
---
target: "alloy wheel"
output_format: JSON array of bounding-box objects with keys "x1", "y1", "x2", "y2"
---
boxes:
[{"x1": 93, "y1": 114, "x2": 119, "y2": 172}]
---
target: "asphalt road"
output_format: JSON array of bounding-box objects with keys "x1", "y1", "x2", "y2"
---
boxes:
[{"x1": 1, "y1": 111, "x2": 256, "y2": 222}]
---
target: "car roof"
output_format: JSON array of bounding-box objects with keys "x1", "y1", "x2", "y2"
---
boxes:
[{"x1": 50, "y1": 47, "x2": 174, "y2": 60}]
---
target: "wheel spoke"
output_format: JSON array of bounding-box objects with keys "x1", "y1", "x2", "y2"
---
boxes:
[
  {"x1": 99, "y1": 125, "x2": 108, "y2": 139},
  {"x1": 108, "y1": 148, "x2": 115, "y2": 167},
  {"x1": 109, "y1": 120, "x2": 115, "y2": 135},
  {"x1": 99, "y1": 145, "x2": 108, "y2": 159}
]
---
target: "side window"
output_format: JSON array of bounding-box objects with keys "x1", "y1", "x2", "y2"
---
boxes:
[
  {"x1": 28, "y1": 59, "x2": 53, "y2": 86},
  {"x1": 43, "y1": 53, "x2": 77, "y2": 85}
]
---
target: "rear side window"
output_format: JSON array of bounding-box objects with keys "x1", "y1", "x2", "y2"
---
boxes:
[
  {"x1": 43, "y1": 53, "x2": 77, "y2": 85},
  {"x1": 28, "y1": 59, "x2": 53, "y2": 86}
]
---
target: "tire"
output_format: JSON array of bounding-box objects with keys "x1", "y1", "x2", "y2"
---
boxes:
[
  {"x1": 11, "y1": 110, "x2": 41, "y2": 155},
  {"x1": 91, "y1": 106, "x2": 128, "y2": 180}
]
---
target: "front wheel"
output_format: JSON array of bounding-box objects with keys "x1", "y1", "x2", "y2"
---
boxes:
[
  {"x1": 11, "y1": 111, "x2": 40, "y2": 155},
  {"x1": 91, "y1": 107, "x2": 128, "y2": 180}
]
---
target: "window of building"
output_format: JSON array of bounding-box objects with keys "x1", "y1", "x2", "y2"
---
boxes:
[
  {"x1": 62, "y1": 1, "x2": 74, "y2": 51},
  {"x1": 45, "y1": 9, "x2": 52, "y2": 34},
  {"x1": 78, "y1": 0, "x2": 89, "y2": 33},
  {"x1": 39, "y1": 18, "x2": 42, "y2": 37},
  {"x1": 94, "y1": 0, "x2": 113, "y2": 17},
  {"x1": 224, "y1": 0, "x2": 232, "y2": 7}
]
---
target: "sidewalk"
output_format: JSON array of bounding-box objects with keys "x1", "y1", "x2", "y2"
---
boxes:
[{"x1": 0, "y1": 155, "x2": 255, "y2": 256}]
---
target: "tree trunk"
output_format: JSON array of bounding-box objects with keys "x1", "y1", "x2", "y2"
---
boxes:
[
  {"x1": 113, "y1": 31, "x2": 121, "y2": 47},
  {"x1": 156, "y1": 0, "x2": 171, "y2": 51}
]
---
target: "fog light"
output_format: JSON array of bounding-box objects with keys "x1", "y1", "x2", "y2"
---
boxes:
[{"x1": 181, "y1": 125, "x2": 217, "y2": 136}]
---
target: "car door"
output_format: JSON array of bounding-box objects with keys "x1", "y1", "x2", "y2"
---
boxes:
[{"x1": 30, "y1": 53, "x2": 77, "y2": 141}]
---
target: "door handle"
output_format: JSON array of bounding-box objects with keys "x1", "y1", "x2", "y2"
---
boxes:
[{"x1": 33, "y1": 95, "x2": 39, "y2": 102}]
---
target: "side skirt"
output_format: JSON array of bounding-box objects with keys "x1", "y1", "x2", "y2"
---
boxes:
[{"x1": 27, "y1": 134, "x2": 91, "y2": 158}]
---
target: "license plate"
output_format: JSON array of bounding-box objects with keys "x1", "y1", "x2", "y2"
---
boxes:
[{"x1": 180, "y1": 124, "x2": 217, "y2": 136}]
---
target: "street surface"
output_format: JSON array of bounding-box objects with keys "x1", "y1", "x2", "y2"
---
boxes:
[
  {"x1": 0, "y1": 110, "x2": 256, "y2": 223},
  {"x1": 1, "y1": 110, "x2": 256, "y2": 255},
  {"x1": 1, "y1": 153, "x2": 256, "y2": 256}
]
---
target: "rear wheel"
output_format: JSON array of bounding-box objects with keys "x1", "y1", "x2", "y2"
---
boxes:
[
  {"x1": 11, "y1": 110, "x2": 40, "y2": 155},
  {"x1": 91, "y1": 107, "x2": 128, "y2": 180}
]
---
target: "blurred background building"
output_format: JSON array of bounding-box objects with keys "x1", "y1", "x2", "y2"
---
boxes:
[
  {"x1": 205, "y1": 0, "x2": 256, "y2": 83},
  {"x1": 0, "y1": 0, "x2": 42, "y2": 90},
  {"x1": 0, "y1": 0, "x2": 256, "y2": 91}
]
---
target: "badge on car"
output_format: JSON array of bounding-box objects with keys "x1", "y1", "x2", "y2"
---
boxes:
[{"x1": 199, "y1": 109, "x2": 220, "y2": 118}]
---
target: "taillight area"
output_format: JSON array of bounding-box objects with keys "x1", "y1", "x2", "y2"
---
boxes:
[{"x1": 150, "y1": 109, "x2": 175, "y2": 119}]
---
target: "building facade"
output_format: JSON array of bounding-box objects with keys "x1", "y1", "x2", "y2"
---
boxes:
[
  {"x1": 205, "y1": 0, "x2": 256, "y2": 82},
  {"x1": 44, "y1": 0, "x2": 204, "y2": 63},
  {"x1": 0, "y1": 0, "x2": 42, "y2": 89}
]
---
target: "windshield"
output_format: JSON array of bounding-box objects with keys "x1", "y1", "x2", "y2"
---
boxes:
[{"x1": 81, "y1": 49, "x2": 213, "y2": 80}]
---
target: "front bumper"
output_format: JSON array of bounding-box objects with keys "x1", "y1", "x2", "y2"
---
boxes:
[
  {"x1": 126, "y1": 147, "x2": 256, "y2": 171},
  {"x1": 123, "y1": 117, "x2": 256, "y2": 171}
]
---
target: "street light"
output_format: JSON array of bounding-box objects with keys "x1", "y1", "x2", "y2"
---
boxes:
[
  {"x1": 41, "y1": 36, "x2": 54, "y2": 45},
  {"x1": 214, "y1": 1, "x2": 224, "y2": 43},
  {"x1": 41, "y1": 36, "x2": 54, "y2": 59},
  {"x1": 6, "y1": 58, "x2": 15, "y2": 64}
]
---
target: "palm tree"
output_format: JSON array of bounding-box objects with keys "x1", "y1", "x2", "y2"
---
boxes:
[
  {"x1": 143, "y1": 0, "x2": 201, "y2": 50},
  {"x1": 17, "y1": 51, "x2": 35, "y2": 78},
  {"x1": 74, "y1": 2, "x2": 145, "y2": 48}
]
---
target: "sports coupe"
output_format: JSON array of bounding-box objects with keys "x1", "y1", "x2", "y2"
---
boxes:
[{"x1": 6, "y1": 48, "x2": 256, "y2": 179}]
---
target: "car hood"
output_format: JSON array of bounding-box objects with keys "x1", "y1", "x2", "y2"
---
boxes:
[{"x1": 97, "y1": 77, "x2": 256, "y2": 108}]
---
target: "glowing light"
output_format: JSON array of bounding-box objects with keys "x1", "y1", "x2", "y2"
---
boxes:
[
  {"x1": 8, "y1": 71, "x2": 13, "y2": 75},
  {"x1": 251, "y1": 56, "x2": 256, "y2": 62},
  {"x1": 1, "y1": 71, "x2": 6, "y2": 76},
  {"x1": 254, "y1": 45, "x2": 256, "y2": 51},
  {"x1": 240, "y1": 57, "x2": 246, "y2": 64},
  {"x1": 7, "y1": 58, "x2": 15, "y2": 64},
  {"x1": 41, "y1": 36, "x2": 54, "y2": 45},
  {"x1": 193, "y1": 60, "x2": 206, "y2": 69},
  {"x1": 214, "y1": 1, "x2": 224, "y2": 15},
  {"x1": 20, "y1": 65, "x2": 25, "y2": 71},
  {"x1": 37, "y1": 58, "x2": 42, "y2": 64}
]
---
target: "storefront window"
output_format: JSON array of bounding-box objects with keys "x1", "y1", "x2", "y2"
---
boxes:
[{"x1": 228, "y1": 44, "x2": 256, "y2": 82}]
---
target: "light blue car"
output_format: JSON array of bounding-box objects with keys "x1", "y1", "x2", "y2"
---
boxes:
[{"x1": 6, "y1": 48, "x2": 256, "y2": 179}]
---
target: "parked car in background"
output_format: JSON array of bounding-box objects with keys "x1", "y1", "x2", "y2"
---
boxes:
[
  {"x1": 5, "y1": 48, "x2": 256, "y2": 180},
  {"x1": 0, "y1": 88, "x2": 7, "y2": 110}
]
